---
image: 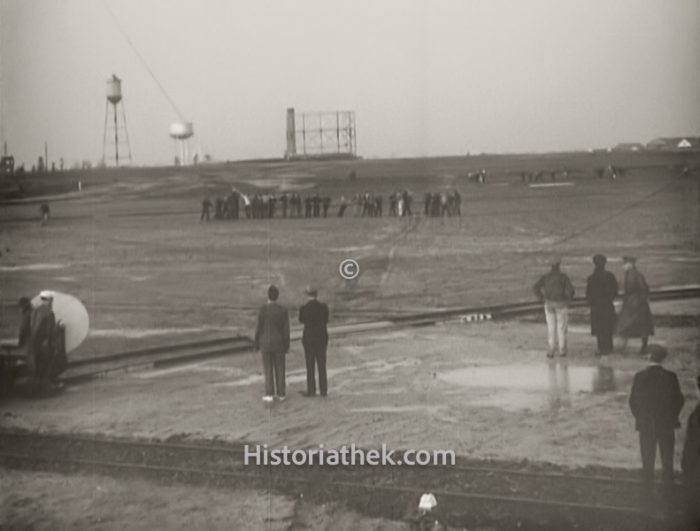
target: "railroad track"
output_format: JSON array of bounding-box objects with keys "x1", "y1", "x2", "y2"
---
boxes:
[
  {"x1": 53, "y1": 285, "x2": 699, "y2": 383},
  {"x1": 0, "y1": 430, "x2": 676, "y2": 529},
  {"x1": 61, "y1": 335, "x2": 254, "y2": 383}
]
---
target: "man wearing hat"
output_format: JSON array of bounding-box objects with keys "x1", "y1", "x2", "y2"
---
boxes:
[
  {"x1": 533, "y1": 257, "x2": 575, "y2": 357},
  {"x1": 298, "y1": 286, "x2": 329, "y2": 397},
  {"x1": 254, "y1": 285, "x2": 290, "y2": 402},
  {"x1": 27, "y1": 290, "x2": 56, "y2": 395},
  {"x1": 585, "y1": 254, "x2": 619, "y2": 355},
  {"x1": 629, "y1": 345, "x2": 684, "y2": 508},
  {"x1": 617, "y1": 256, "x2": 654, "y2": 354}
]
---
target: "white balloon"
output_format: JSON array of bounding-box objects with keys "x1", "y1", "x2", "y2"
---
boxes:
[{"x1": 31, "y1": 291, "x2": 89, "y2": 353}]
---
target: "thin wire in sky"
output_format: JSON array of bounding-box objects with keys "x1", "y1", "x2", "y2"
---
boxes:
[{"x1": 101, "y1": 0, "x2": 186, "y2": 122}]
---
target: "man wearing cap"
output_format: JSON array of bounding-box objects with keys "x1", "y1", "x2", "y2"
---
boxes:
[
  {"x1": 617, "y1": 256, "x2": 654, "y2": 354},
  {"x1": 629, "y1": 345, "x2": 684, "y2": 508},
  {"x1": 254, "y1": 285, "x2": 290, "y2": 402},
  {"x1": 27, "y1": 291, "x2": 56, "y2": 395},
  {"x1": 533, "y1": 257, "x2": 575, "y2": 357},
  {"x1": 585, "y1": 254, "x2": 619, "y2": 356},
  {"x1": 298, "y1": 286, "x2": 329, "y2": 397}
]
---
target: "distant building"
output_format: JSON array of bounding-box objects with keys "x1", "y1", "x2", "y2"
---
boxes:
[
  {"x1": 646, "y1": 137, "x2": 700, "y2": 151},
  {"x1": 613, "y1": 142, "x2": 646, "y2": 152}
]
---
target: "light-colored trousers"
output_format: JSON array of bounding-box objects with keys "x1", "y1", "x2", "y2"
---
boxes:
[{"x1": 544, "y1": 301, "x2": 569, "y2": 355}]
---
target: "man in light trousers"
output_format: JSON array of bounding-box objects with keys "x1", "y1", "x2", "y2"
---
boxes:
[{"x1": 533, "y1": 257, "x2": 575, "y2": 358}]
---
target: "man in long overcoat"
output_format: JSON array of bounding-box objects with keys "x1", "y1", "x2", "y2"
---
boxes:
[
  {"x1": 254, "y1": 285, "x2": 290, "y2": 402},
  {"x1": 617, "y1": 256, "x2": 654, "y2": 354},
  {"x1": 28, "y1": 290, "x2": 56, "y2": 394},
  {"x1": 629, "y1": 345, "x2": 684, "y2": 511},
  {"x1": 298, "y1": 286, "x2": 329, "y2": 397},
  {"x1": 585, "y1": 254, "x2": 618, "y2": 355}
]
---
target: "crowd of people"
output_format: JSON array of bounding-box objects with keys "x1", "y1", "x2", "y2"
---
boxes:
[
  {"x1": 533, "y1": 253, "x2": 699, "y2": 521},
  {"x1": 199, "y1": 189, "x2": 450, "y2": 221},
  {"x1": 199, "y1": 188, "x2": 471, "y2": 222},
  {"x1": 532, "y1": 254, "x2": 653, "y2": 358}
]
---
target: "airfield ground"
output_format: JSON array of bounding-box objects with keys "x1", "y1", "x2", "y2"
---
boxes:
[{"x1": 0, "y1": 152, "x2": 699, "y2": 529}]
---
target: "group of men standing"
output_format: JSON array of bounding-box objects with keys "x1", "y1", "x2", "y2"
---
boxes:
[
  {"x1": 3, "y1": 291, "x2": 66, "y2": 397},
  {"x1": 423, "y1": 190, "x2": 462, "y2": 218},
  {"x1": 253, "y1": 285, "x2": 329, "y2": 402},
  {"x1": 533, "y1": 254, "x2": 654, "y2": 358},
  {"x1": 201, "y1": 189, "x2": 477, "y2": 222},
  {"x1": 534, "y1": 254, "x2": 699, "y2": 523},
  {"x1": 201, "y1": 191, "x2": 337, "y2": 221}
]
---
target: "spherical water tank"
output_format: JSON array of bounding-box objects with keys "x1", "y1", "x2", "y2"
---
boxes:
[
  {"x1": 106, "y1": 75, "x2": 122, "y2": 104},
  {"x1": 169, "y1": 122, "x2": 194, "y2": 139}
]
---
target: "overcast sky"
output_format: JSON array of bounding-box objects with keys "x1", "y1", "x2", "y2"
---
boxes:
[{"x1": 1, "y1": 0, "x2": 699, "y2": 167}]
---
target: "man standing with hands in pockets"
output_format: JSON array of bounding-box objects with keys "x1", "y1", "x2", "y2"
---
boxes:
[
  {"x1": 533, "y1": 257, "x2": 575, "y2": 358},
  {"x1": 299, "y1": 286, "x2": 329, "y2": 397},
  {"x1": 255, "y1": 285, "x2": 290, "y2": 403}
]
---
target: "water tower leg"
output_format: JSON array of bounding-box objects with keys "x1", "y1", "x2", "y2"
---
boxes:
[
  {"x1": 113, "y1": 103, "x2": 120, "y2": 167},
  {"x1": 102, "y1": 101, "x2": 109, "y2": 164}
]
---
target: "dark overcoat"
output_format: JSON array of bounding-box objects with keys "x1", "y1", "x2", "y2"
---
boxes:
[
  {"x1": 299, "y1": 299, "x2": 329, "y2": 348},
  {"x1": 586, "y1": 269, "x2": 618, "y2": 337},
  {"x1": 617, "y1": 268, "x2": 654, "y2": 338},
  {"x1": 682, "y1": 403, "x2": 700, "y2": 481},
  {"x1": 629, "y1": 365, "x2": 684, "y2": 432}
]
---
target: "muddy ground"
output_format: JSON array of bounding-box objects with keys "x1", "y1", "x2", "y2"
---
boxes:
[
  {"x1": 1, "y1": 154, "x2": 698, "y2": 360},
  {"x1": 0, "y1": 468, "x2": 407, "y2": 531},
  {"x1": 1, "y1": 154, "x2": 698, "y2": 529}
]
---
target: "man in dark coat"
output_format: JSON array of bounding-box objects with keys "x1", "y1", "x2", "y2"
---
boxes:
[
  {"x1": 254, "y1": 285, "x2": 290, "y2": 402},
  {"x1": 298, "y1": 286, "x2": 329, "y2": 397},
  {"x1": 280, "y1": 192, "x2": 288, "y2": 218},
  {"x1": 312, "y1": 193, "x2": 321, "y2": 217},
  {"x1": 18, "y1": 297, "x2": 33, "y2": 348},
  {"x1": 585, "y1": 254, "x2": 618, "y2": 355},
  {"x1": 28, "y1": 290, "x2": 56, "y2": 395},
  {"x1": 629, "y1": 345, "x2": 684, "y2": 509},
  {"x1": 681, "y1": 375, "x2": 700, "y2": 527},
  {"x1": 617, "y1": 256, "x2": 654, "y2": 354},
  {"x1": 200, "y1": 197, "x2": 212, "y2": 222},
  {"x1": 322, "y1": 196, "x2": 331, "y2": 217}
]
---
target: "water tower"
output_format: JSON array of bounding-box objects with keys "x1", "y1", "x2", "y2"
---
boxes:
[
  {"x1": 102, "y1": 74, "x2": 132, "y2": 166},
  {"x1": 169, "y1": 121, "x2": 194, "y2": 166}
]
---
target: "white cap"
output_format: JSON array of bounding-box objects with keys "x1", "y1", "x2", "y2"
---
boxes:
[
  {"x1": 418, "y1": 493, "x2": 437, "y2": 513},
  {"x1": 39, "y1": 290, "x2": 55, "y2": 300}
]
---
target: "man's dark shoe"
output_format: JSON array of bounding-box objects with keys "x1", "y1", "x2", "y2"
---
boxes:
[{"x1": 299, "y1": 391, "x2": 315, "y2": 397}]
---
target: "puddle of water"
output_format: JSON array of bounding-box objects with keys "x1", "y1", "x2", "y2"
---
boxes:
[
  {"x1": 438, "y1": 363, "x2": 633, "y2": 411},
  {"x1": 0, "y1": 263, "x2": 69, "y2": 272}
]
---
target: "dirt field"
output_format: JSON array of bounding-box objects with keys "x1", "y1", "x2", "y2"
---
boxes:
[
  {"x1": 1, "y1": 153, "x2": 699, "y2": 529},
  {"x1": 0, "y1": 468, "x2": 407, "y2": 530},
  {"x1": 1, "y1": 152, "x2": 698, "y2": 359}
]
